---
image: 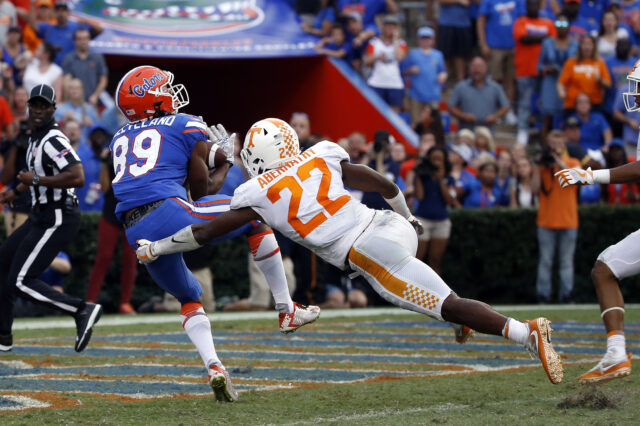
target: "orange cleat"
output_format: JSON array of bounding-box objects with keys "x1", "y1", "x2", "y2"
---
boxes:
[
  {"x1": 453, "y1": 324, "x2": 475, "y2": 344},
  {"x1": 524, "y1": 318, "x2": 564, "y2": 384},
  {"x1": 579, "y1": 352, "x2": 632, "y2": 384}
]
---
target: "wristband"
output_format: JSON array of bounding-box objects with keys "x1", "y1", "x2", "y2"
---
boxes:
[
  {"x1": 207, "y1": 144, "x2": 220, "y2": 169},
  {"x1": 592, "y1": 169, "x2": 610, "y2": 184},
  {"x1": 384, "y1": 190, "x2": 411, "y2": 219}
]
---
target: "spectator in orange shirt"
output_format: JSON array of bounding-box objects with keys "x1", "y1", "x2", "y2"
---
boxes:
[
  {"x1": 557, "y1": 34, "x2": 612, "y2": 117},
  {"x1": 532, "y1": 130, "x2": 580, "y2": 303},
  {"x1": 513, "y1": 0, "x2": 556, "y2": 145},
  {"x1": 22, "y1": 0, "x2": 54, "y2": 52}
]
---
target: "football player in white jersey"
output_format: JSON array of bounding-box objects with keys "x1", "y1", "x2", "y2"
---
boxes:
[
  {"x1": 137, "y1": 118, "x2": 564, "y2": 385},
  {"x1": 553, "y1": 64, "x2": 640, "y2": 383}
]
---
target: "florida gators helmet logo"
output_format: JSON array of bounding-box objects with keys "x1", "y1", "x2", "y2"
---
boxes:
[{"x1": 116, "y1": 65, "x2": 189, "y2": 122}]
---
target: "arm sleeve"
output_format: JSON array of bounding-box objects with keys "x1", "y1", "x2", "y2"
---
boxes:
[
  {"x1": 229, "y1": 183, "x2": 252, "y2": 210},
  {"x1": 42, "y1": 136, "x2": 81, "y2": 171},
  {"x1": 181, "y1": 115, "x2": 209, "y2": 154},
  {"x1": 512, "y1": 19, "x2": 525, "y2": 41},
  {"x1": 478, "y1": 0, "x2": 489, "y2": 16}
]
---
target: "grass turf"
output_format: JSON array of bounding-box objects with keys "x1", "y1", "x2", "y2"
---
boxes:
[{"x1": 1, "y1": 306, "x2": 638, "y2": 425}]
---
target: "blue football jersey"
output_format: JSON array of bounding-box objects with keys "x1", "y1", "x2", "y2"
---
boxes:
[{"x1": 110, "y1": 113, "x2": 209, "y2": 220}]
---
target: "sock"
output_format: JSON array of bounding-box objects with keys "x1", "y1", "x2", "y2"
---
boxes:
[
  {"x1": 606, "y1": 331, "x2": 626, "y2": 359},
  {"x1": 180, "y1": 302, "x2": 221, "y2": 369},
  {"x1": 502, "y1": 318, "x2": 529, "y2": 345},
  {"x1": 248, "y1": 230, "x2": 294, "y2": 313}
]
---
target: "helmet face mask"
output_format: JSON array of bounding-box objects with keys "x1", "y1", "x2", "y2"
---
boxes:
[
  {"x1": 241, "y1": 118, "x2": 300, "y2": 178},
  {"x1": 623, "y1": 77, "x2": 640, "y2": 112},
  {"x1": 116, "y1": 65, "x2": 189, "y2": 122}
]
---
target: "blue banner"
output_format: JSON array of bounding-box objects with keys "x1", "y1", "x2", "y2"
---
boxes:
[{"x1": 69, "y1": 0, "x2": 318, "y2": 58}]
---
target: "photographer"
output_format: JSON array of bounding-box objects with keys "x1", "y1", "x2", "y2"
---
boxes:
[
  {"x1": 0, "y1": 118, "x2": 31, "y2": 236},
  {"x1": 531, "y1": 130, "x2": 580, "y2": 303},
  {"x1": 411, "y1": 146, "x2": 459, "y2": 275},
  {"x1": 359, "y1": 129, "x2": 405, "y2": 210}
]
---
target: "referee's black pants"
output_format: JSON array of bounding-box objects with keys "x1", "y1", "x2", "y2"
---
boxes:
[{"x1": 0, "y1": 204, "x2": 85, "y2": 335}]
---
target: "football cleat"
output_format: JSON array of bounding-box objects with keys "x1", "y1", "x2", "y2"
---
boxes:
[
  {"x1": 279, "y1": 303, "x2": 320, "y2": 334},
  {"x1": 208, "y1": 365, "x2": 238, "y2": 402},
  {"x1": 579, "y1": 352, "x2": 631, "y2": 384},
  {"x1": 74, "y1": 303, "x2": 103, "y2": 352},
  {"x1": 524, "y1": 317, "x2": 563, "y2": 384},
  {"x1": 452, "y1": 323, "x2": 475, "y2": 344},
  {"x1": 0, "y1": 333, "x2": 12, "y2": 352}
]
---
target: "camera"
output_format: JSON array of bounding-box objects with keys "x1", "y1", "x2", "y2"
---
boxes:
[
  {"x1": 15, "y1": 120, "x2": 30, "y2": 149},
  {"x1": 535, "y1": 145, "x2": 556, "y2": 166},
  {"x1": 373, "y1": 130, "x2": 391, "y2": 153},
  {"x1": 414, "y1": 157, "x2": 438, "y2": 176}
]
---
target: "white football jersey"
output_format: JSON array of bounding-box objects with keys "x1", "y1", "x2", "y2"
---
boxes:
[{"x1": 231, "y1": 141, "x2": 375, "y2": 268}]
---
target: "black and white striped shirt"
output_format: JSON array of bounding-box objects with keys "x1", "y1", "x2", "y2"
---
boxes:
[{"x1": 25, "y1": 120, "x2": 81, "y2": 207}]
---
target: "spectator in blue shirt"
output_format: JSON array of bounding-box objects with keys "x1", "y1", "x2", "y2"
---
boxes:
[
  {"x1": 437, "y1": 0, "x2": 473, "y2": 81},
  {"x1": 538, "y1": 14, "x2": 578, "y2": 140},
  {"x1": 344, "y1": 11, "x2": 378, "y2": 73},
  {"x1": 612, "y1": 87, "x2": 640, "y2": 158},
  {"x1": 315, "y1": 23, "x2": 349, "y2": 59},
  {"x1": 463, "y1": 159, "x2": 501, "y2": 208},
  {"x1": 402, "y1": 26, "x2": 447, "y2": 125},
  {"x1": 338, "y1": 0, "x2": 398, "y2": 29},
  {"x1": 573, "y1": 92, "x2": 612, "y2": 151},
  {"x1": 74, "y1": 123, "x2": 106, "y2": 212},
  {"x1": 412, "y1": 146, "x2": 459, "y2": 274},
  {"x1": 28, "y1": 0, "x2": 102, "y2": 65},
  {"x1": 448, "y1": 56, "x2": 511, "y2": 130},
  {"x1": 604, "y1": 37, "x2": 635, "y2": 119},
  {"x1": 564, "y1": 0, "x2": 599, "y2": 39},
  {"x1": 301, "y1": 0, "x2": 337, "y2": 37},
  {"x1": 477, "y1": 0, "x2": 522, "y2": 103}
]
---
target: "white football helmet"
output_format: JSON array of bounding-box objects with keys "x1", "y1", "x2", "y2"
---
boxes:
[
  {"x1": 623, "y1": 59, "x2": 640, "y2": 112},
  {"x1": 241, "y1": 118, "x2": 300, "y2": 177}
]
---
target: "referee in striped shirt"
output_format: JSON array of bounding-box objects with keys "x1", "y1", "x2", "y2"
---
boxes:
[{"x1": 0, "y1": 84, "x2": 102, "y2": 353}]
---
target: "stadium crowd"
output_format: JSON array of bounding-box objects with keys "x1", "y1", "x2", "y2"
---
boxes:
[{"x1": 1, "y1": 0, "x2": 640, "y2": 312}]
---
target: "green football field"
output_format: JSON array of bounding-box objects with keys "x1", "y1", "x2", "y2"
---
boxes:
[{"x1": 1, "y1": 305, "x2": 638, "y2": 425}]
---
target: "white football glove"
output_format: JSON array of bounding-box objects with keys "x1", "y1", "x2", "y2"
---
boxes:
[
  {"x1": 136, "y1": 239, "x2": 158, "y2": 264},
  {"x1": 554, "y1": 167, "x2": 594, "y2": 188},
  {"x1": 209, "y1": 123, "x2": 236, "y2": 164},
  {"x1": 408, "y1": 215, "x2": 424, "y2": 236}
]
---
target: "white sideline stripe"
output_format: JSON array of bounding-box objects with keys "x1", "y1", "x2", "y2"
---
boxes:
[
  {"x1": 13, "y1": 304, "x2": 640, "y2": 331},
  {"x1": 16, "y1": 209, "x2": 77, "y2": 313},
  {"x1": 0, "y1": 395, "x2": 51, "y2": 411}
]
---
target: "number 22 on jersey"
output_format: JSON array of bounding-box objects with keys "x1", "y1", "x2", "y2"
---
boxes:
[
  {"x1": 267, "y1": 157, "x2": 350, "y2": 239},
  {"x1": 112, "y1": 129, "x2": 162, "y2": 184}
]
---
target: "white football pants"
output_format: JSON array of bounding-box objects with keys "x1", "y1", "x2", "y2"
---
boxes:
[
  {"x1": 348, "y1": 210, "x2": 453, "y2": 321},
  {"x1": 597, "y1": 228, "x2": 640, "y2": 279}
]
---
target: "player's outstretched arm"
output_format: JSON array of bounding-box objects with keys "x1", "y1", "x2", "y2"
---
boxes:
[
  {"x1": 556, "y1": 161, "x2": 640, "y2": 188},
  {"x1": 341, "y1": 161, "x2": 423, "y2": 234},
  {"x1": 137, "y1": 207, "x2": 261, "y2": 263}
]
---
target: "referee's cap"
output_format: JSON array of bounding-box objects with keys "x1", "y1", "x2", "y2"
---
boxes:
[{"x1": 29, "y1": 84, "x2": 56, "y2": 105}]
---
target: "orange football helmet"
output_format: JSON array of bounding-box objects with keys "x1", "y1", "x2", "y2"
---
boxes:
[{"x1": 115, "y1": 65, "x2": 189, "y2": 122}]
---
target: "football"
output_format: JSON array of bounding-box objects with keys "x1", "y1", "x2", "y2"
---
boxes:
[{"x1": 207, "y1": 141, "x2": 228, "y2": 169}]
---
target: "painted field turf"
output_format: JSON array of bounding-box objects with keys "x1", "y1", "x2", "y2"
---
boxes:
[{"x1": 1, "y1": 307, "x2": 639, "y2": 424}]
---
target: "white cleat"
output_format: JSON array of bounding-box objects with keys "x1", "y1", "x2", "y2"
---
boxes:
[
  {"x1": 279, "y1": 303, "x2": 320, "y2": 334},
  {"x1": 208, "y1": 365, "x2": 238, "y2": 402}
]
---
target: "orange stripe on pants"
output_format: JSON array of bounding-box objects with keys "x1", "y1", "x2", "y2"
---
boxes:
[{"x1": 348, "y1": 247, "x2": 407, "y2": 298}]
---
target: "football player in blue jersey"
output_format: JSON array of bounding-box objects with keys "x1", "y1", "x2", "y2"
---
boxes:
[{"x1": 112, "y1": 65, "x2": 320, "y2": 402}]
